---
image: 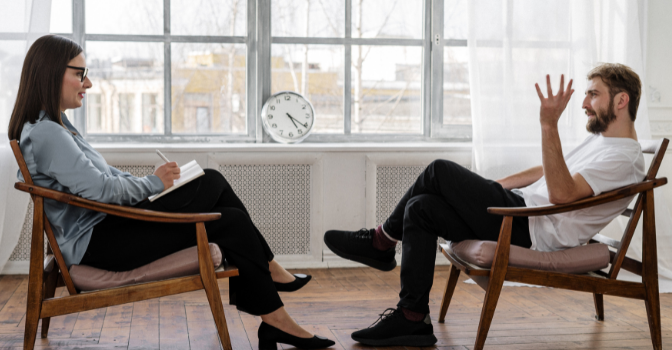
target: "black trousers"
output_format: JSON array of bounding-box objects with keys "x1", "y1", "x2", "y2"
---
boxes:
[
  {"x1": 80, "y1": 169, "x2": 283, "y2": 316},
  {"x1": 382, "y1": 160, "x2": 532, "y2": 314}
]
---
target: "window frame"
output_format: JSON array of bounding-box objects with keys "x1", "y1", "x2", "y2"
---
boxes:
[{"x1": 1, "y1": 0, "x2": 473, "y2": 143}]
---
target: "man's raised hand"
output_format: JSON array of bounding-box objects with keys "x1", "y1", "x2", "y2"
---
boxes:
[{"x1": 535, "y1": 74, "x2": 574, "y2": 128}]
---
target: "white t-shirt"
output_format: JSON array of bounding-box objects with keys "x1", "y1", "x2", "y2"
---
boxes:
[{"x1": 516, "y1": 134, "x2": 645, "y2": 252}]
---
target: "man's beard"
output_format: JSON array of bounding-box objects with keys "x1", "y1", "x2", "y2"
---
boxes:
[{"x1": 585, "y1": 97, "x2": 617, "y2": 134}]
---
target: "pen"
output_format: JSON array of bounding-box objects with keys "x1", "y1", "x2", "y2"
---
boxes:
[{"x1": 156, "y1": 150, "x2": 170, "y2": 163}]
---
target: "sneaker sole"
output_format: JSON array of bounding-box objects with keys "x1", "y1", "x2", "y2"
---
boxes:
[
  {"x1": 352, "y1": 334, "x2": 438, "y2": 347},
  {"x1": 324, "y1": 236, "x2": 397, "y2": 272}
]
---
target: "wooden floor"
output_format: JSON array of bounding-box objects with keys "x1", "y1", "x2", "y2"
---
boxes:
[{"x1": 0, "y1": 265, "x2": 670, "y2": 349}]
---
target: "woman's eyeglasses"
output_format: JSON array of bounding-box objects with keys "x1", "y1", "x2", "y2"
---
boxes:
[{"x1": 66, "y1": 65, "x2": 88, "y2": 82}]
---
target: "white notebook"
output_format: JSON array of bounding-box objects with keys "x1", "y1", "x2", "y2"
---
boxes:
[{"x1": 148, "y1": 160, "x2": 205, "y2": 202}]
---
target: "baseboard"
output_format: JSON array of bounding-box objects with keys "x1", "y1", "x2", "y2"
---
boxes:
[
  {"x1": 322, "y1": 249, "x2": 450, "y2": 269},
  {"x1": 0, "y1": 252, "x2": 450, "y2": 275},
  {"x1": 1, "y1": 261, "x2": 29, "y2": 275}
]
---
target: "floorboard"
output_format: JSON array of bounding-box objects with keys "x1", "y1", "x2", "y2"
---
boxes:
[{"x1": 0, "y1": 265, "x2": 670, "y2": 349}]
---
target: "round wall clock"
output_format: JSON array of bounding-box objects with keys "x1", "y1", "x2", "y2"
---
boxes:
[{"x1": 261, "y1": 91, "x2": 315, "y2": 144}]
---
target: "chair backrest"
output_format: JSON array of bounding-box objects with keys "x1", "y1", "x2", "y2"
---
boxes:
[
  {"x1": 10, "y1": 140, "x2": 79, "y2": 295},
  {"x1": 606, "y1": 138, "x2": 668, "y2": 279}
]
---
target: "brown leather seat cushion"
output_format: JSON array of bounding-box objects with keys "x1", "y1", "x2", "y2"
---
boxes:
[
  {"x1": 450, "y1": 240, "x2": 610, "y2": 274},
  {"x1": 69, "y1": 243, "x2": 222, "y2": 291}
]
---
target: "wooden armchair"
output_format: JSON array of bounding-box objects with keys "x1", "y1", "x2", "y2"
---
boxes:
[
  {"x1": 438, "y1": 138, "x2": 669, "y2": 350},
  {"x1": 9, "y1": 140, "x2": 240, "y2": 350}
]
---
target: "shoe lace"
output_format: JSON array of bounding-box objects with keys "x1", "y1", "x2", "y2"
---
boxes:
[
  {"x1": 368, "y1": 308, "x2": 399, "y2": 328},
  {"x1": 354, "y1": 228, "x2": 373, "y2": 240}
]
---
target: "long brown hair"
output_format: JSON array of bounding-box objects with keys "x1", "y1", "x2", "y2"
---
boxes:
[{"x1": 8, "y1": 35, "x2": 83, "y2": 141}]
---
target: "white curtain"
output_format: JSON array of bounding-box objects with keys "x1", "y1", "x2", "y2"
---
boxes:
[
  {"x1": 0, "y1": 0, "x2": 52, "y2": 273},
  {"x1": 469, "y1": 0, "x2": 672, "y2": 291}
]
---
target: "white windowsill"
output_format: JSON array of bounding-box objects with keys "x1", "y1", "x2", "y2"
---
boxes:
[{"x1": 92, "y1": 142, "x2": 474, "y2": 153}]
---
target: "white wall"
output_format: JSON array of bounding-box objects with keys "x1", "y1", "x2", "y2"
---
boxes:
[{"x1": 646, "y1": 0, "x2": 672, "y2": 205}]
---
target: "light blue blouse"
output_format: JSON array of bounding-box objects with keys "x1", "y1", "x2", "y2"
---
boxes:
[{"x1": 18, "y1": 111, "x2": 164, "y2": 267}]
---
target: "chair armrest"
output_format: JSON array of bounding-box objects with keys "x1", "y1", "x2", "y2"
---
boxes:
[
  {"x1": 15, "y1": 182, "x2": 221, "y2": 223},
  {"x1": 488, "y1": 178, "x2": 667, "y2": 217}
]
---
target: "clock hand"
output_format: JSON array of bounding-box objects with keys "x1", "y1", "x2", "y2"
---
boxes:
[
  {"x1": 286, "y1": 113, "x2": 299, "y2": 129},
  {"x1": 286, "y1": 114, "x2": 308, "y2": 128}
]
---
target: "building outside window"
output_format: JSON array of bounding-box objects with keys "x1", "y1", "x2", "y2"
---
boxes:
[{"x1": 1, "y1": 0, "x2": 471, "y2": 143}]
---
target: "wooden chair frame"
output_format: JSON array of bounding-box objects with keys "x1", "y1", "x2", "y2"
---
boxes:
[
  {"x1": 438, "y1": 138, "x2": 669, "y2": 350},
  {"x1": 9, "y1": 140, "x2": 240, "y2": 350}
]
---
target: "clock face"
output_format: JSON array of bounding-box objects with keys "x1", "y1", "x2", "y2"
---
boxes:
[{"x1": 261, "y1": 91, "x2": 315, "y2": 143}]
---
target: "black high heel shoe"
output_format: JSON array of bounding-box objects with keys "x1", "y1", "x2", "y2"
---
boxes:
[
  {"x1": 258, "y1": 322, "x2": 335, "y2": 350},
  {"x1": 274, "y1": 273, "x2": 312, "y2": 292}
]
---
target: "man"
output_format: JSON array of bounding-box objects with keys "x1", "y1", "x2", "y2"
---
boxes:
[{"x1": 324, "y1": 63, "x2": 646, "y2": 347}]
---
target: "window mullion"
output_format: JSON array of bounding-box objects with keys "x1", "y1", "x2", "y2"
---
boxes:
[
  {"x1": 73, "y1": 0, "x2": 86, "y2": 135},
  {"x1": 258, "y1": 0, "x2": 272, "y2": 142},
  {"x1": 344, "y1": 0, "x2": 352, "y2": 135},
  {"x1": 163, "y1": 0, "x2": 172, "y2": 136},
  {"x1": 247, "y1": 0, "x2": 258, "y2": 140},
  {"x1": 421, "y1": 0, "x2": 432, "y2": 137},
  {"x1": 430, "y1": 0, "x2": 444, "y2": 136}
]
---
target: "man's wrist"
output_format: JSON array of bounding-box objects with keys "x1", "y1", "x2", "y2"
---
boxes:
[{"x1": 540, "y1": 121, "x2": 559, "y2": 132}]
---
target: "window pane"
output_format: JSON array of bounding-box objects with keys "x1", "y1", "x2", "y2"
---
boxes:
[
  {"x1": 352, "y1": 0, "x2": 422, "y2": 39},
  {"x1": 171, "y1": 43, "x2": 247, "y2": 134},
  {"x1": 271, "y1": 44, "x2": 344, "y2": 134},
  {"x1": 443, "y1": 47, "x2": 470, "y2": 125},
  {"x1": 444, "y1": 0, "x2": 467, "y2": 40},
  {"x1": 86, "y1": 0, "x2": 163, "y2": 35},
  {"x1": 86, "y1": 42, "x2": 164, "y2": 134},
  {"x1": 351, "y1": 46, "x2": 422, "y2": 134},
  {"x1": 87, "y1": 93, "x2": 103, "y2": 132},
  {"x1": 171, "y1": 0, "x2": 246, "y2": 36},
  {"x1": 1, "y1": 0, "x2": 30, "y2": 32},
  {"x1": 272, "y1": 0, "x2": 344, "y2": 38},
  {"x1": 50, "y1": 0, "x2": 73, "y2": 33}
]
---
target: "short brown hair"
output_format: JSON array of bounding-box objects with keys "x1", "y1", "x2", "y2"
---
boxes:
[{"x1": 587, "y1": 63, "x2": 641, "y2": 121}]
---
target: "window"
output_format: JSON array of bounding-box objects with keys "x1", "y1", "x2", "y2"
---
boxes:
[{"x1": 0, "y1": 0, "x2": 472, "y2": 143}]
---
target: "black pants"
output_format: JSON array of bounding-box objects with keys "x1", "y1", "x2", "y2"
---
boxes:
[
  {"x1": 382, "y1": 160, "x2": 532, "y2": 314},
  {"x1": 80, "y1": 169, "x2": 283, "y2": 316}
]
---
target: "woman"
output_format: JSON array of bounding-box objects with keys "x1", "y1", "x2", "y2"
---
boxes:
[{"x1": 8, "y1": 35, "x2": 334, "y2": 350}]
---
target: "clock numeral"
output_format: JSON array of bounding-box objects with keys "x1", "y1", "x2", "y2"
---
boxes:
[
  {"x1": 270, "y1": 106, "x2": 275, "y2": 111},
  {"x1": 272, "y1": 123, "x2": 277, "y2": 128},
  {"x1": 284, "y1": 95, "x2": 291, "y2": 101},
  {"x1": 268, "y1": 114, "x2": 273, "y2": 119},
  {"x1": 302, "y1": 104, "x2": 306, "y2": 109},
  {"x1": 298, "y1": 129, "x2": 303, "y2": 134},
  {"x1": 276, "y1": 98, "x2": 280, "y2": 103},
  {"x1": 305, "y1": 113, "x2": 310, "y2": 119},
  {"x1": 289, "y1": 132, "x2": 294, "y2": 137},
  {"x1": 279, "y1": 130, "x2": 283, "y2": 135}
]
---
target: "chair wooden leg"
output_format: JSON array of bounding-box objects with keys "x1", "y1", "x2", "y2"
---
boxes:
[
  {"x1": 24, "y1": 197, "x2": 45, "y2": 350},
  {"x1": 592, "y1": 293, "x2": 604, "y2": 321},
  {"x1": 196, "y1": 223, "x2": 233, "y2": 350},
  {"x1": 40, "y1": 269, "x2": 60, "y2": 338},
  {"x1": 438, "y1": 264, "x2": 460, "y2": 323},
  {"x1": 474, "y1": 216, "x2": 512, "y2": 350},
  {"x1": 642, "y1": 190, "x2": 662, "y2": 350},
  {"x1": 473, "y1": 272, "x2": 505, "y2": 350}
]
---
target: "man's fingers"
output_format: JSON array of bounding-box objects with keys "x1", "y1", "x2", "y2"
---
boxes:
[
  {"x1": 535, "y1": 83, "x2": 544, "y2": 99},
  {"x1": 566, "y1": 79, "x2": 573, "y2": 95},
  {"x1": 546, "y1": 75, "x2": 553, "y2": 97},
  {"x1": 558, "y1": 74, "x2": 565, "y2": 96}
]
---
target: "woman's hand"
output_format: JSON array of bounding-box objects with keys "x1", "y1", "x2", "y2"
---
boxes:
[{"x1": 154, "y1": 162, "x2": 180, "y2": 190}]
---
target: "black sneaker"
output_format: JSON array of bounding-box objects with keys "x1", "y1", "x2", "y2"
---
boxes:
[
  {"x1": 324, "y1": 228, "x2": 396, "y2": 271},
  {"x1": 351, "y1": 308, "x2": 437, "y2": 347}
]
